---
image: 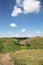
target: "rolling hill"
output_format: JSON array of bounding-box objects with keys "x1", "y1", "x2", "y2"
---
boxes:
[
  {"x1": 0, "y1": 36, "x2": 43, "y2": 53},
  {"x1": 0, "y1": 36, "x2": 43, "y2": 65}
]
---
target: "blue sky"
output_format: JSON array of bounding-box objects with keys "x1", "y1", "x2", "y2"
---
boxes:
[{"x1": 0, "y1": 0, "x2": 43, "y2": 37}]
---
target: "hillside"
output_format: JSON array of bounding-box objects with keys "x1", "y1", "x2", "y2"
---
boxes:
[
  {"x1": 0, "y1": 36, "x2": 43, "y2": 53},
  {"x1": 0, "y1": 37, "x2": 43, "y2": 65}
]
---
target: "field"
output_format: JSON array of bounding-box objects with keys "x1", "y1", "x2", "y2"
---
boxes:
[
  {"x1": 0, "y1": 50, "x2": 43, "y2": 65},
  {"x1": 12, "y1": 49, "x2": 43, "y2": 65},
  {"x1": 0, "y1": 36, "x2": 43, "y2": 65}
]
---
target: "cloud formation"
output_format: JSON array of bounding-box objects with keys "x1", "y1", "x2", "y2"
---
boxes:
[
  {"x1": 11, "y1": 6, "x2": 22, "y2": 16},
  {"x1": 15, "y1": 33, "x2": 19, "y2": 37},
  {"x1": 0, "y1": 32, "x2": 20, "y2": 38},
  {"x1": 10, "y1": 23, "x2": 17, "y2": 27},
  {"x1": 21, "y1": 28, "x2": 26, "y2": 32},
  {"x1": 36, "y1": 30, "x2": 40, "y2": 34},
  {"x1": 11, "y1": 0, "x2": 41, "y2": 16}
]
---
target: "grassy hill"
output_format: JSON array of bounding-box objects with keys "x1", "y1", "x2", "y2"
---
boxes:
[
  {"x1": 0, "y1": 36, "x2": 43, "y2": 65},
  {"x1": 0, "y1": 36, "x2": 43, "y2": 53}
]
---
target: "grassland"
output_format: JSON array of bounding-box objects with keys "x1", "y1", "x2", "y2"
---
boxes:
[
  {"x1": 0, "y1": 36, "x2": 43, "y2": 53},
  {"x1": 12, "y1": 49, "x2": 43, "y2": 65},
  {"x1": 0, "y1": 49, "x2": 43, "y2": 65},
  {"x1": 0, "y1": 36, "x2": 43, "y2": 65}
]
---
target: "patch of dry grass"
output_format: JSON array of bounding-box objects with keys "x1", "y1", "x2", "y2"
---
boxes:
[
  {"x1": 0, "y1": 49, "x2": 43, "y2": 65},
  {"x1": 11, "y1": 49, "x2": 43, "y2": 65}
]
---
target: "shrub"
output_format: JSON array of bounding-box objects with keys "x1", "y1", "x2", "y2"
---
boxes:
[{"x1": 26, "y1": 43, "x2": 30, "y2": 47}]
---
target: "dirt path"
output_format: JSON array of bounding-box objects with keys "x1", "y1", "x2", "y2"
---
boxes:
[{"x1": 0, "y1": 53, "x2": 14, "y2": 65}]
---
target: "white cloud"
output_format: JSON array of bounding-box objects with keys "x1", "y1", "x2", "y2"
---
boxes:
[
  {"x1": 0, "y1": 34, "x2": 7, "y2": 38},
  {"x1": 36, "y1": 31, "x2": 40, "y2": 34},
  {"x1": 11, "y1": 6, "x2": 22, "y2": 16},
  {"x1": 15, "y1": 33, "x2": 19, "y2": 37},
  {"x1": 21, "y1": 28, "x2": 26, "y2": 32},
  {"x1": 0, "y1": 32, "x2": 20, "y2": 38},
  {"x1": 35, "y1": 30, "x2": 41, "y2": 36},
  {"x1": 22, "y1": 0, "x2": 41, "y2": 13},
  {"x1": 16, "y1": 0, "x2": 21, "y2": 5},
  {"x1": 10, "y1": 23, "x2": 17, "y2": 27},
  {"x1": 11, "y1": 0, "x2": 41, "y2": 16}
]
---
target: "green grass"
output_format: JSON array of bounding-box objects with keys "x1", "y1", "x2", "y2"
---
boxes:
[
  {"x1": 0, "y1": 37, "x2": 43, "y2": 65},
  {"x1": 0, "y1": 36, "x2": 43, "y2": 53}
]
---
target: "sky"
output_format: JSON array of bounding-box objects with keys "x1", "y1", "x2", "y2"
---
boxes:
[{"x1": 0, "y1": 0, "x2": 43, "y2": 37}]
